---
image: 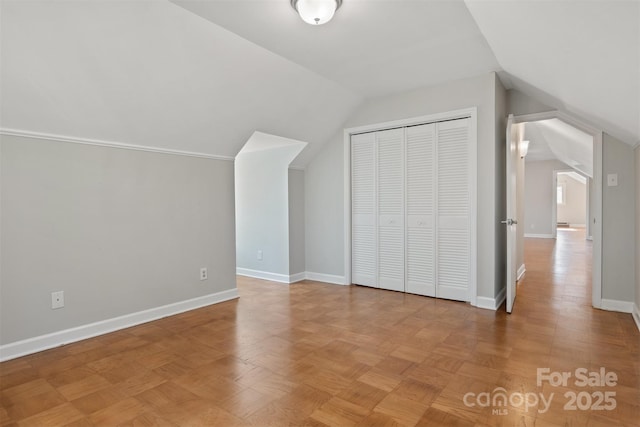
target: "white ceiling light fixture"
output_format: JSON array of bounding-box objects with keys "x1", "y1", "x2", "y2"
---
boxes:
[{"x1": 291, "y1": 0, "x2": 342, "y2": 25}]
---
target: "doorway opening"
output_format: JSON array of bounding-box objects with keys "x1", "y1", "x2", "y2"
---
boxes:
[{"x1": 513, "y1": 111, "x2": 602, "y2": 310}]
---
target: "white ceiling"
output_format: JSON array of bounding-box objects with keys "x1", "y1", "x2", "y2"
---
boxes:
[
  {"x1": 0, "y1": 0, "x2": 361, "y2": 167},
  {"x1": 465, "y1": 0, "x2": 640, "y2": 147},
  {"x1": 525, "y1": 119, "x2": 594, "y2": 178},
  {"x1": 1, "y1": 0, "x2": 638, "y2": 167},
  {"x1": 171, "y1": 0, "x2": 501, "y2": 99},
  {"x1": 558, "y1": 171, "x2": 587, "y2": 185}
]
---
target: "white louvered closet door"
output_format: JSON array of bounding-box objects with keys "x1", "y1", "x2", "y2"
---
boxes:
[
  {"x1": 377, "y1": 128, "x2": 405, "y2": 292},
  {"x1": 436, "y1": 118, "x2": 471, "y2": 301},
  {"x1": 351, "y1": 132, "x2": 377, "y2": 287},
  {"x1": 405, "y1": 124, "x2": 436, "y2": 297}
]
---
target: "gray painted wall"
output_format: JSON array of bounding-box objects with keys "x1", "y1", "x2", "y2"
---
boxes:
[
  {"x1": 235, "y1": 146, "x2": 297, "y2": 276},
  {"x1": 506, "y1": 89, "x2": 553, "y2": 116},
  {"x1": 305, "y1": 73, "x2": 506, "y2": 300},
  {"x1": 557, "y1": 174, "x2": 586, "y2": 225},
  {"x1": 524, "y1": 159, "x2": 571, "y2": 236},
  {"x1": 288, "y1": 169, "x2": 305, "y2": 276},
  {"x1": 601, "y1": 134, "x2": 635, "y2": 302},
  {"x1": 0, "y1": 135, "x2": 236, "y2": 345}
]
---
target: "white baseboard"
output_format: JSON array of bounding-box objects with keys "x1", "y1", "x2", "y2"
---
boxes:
[
  {"x1": 236, "y1": 268, "x2": 290, "y2": 284},
  {"x1": 517, "y1": 264, "x2": 526, "y2": 281},
  {"x1": 633, "y1": 304, "x2": 640, "y2": 333},
  {"x1": 600, "y1": 299, "x2": 634, "y2": 313},
  {"x1": 475, "y1": 287, "x2": 506, "y2": 311},
  {"x1": 290, "y1": 272, "x2": 306, "y2": 283},
  {"x1": 570, "y1": 223, "x2": 586, "y2": 228},
  {"x1": 524, "y1": 233, "x2": 554, "y2": 238},
  {"x1": 0, "y1": 288, "x2": 239, "y2": 362},
  {"x1": 305, "y1": 272, "x2": 348, "y2": 285}
]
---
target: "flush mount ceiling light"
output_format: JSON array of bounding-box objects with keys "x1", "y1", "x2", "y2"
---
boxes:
[{"x1": 291, "y1": 0, "x2": 342, "y2": 25}]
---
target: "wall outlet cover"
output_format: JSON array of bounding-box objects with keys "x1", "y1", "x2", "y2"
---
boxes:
[
  {"x1": 51, "y1": 291, "x2": 64, "y2": 309},
  {"x1": 200, "y1": 268, "x2": 208, "y2": 281}
]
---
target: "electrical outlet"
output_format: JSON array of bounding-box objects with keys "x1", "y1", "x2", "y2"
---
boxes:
[
  {"x1": 200, "y1": 267, "x2": 208, "y2": 281},
  {"x1": 257, "y1": 250, "x2": 263, "y2": 261},
  {"x1": 51, "y1": 291, "x2": 64, "y2": 309}
]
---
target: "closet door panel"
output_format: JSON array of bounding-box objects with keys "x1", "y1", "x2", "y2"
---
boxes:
[
  {"x1": 377, "y1": 128, "x2": 405, "y2": 292},
  {"x1": 436, "y1": 119, "x2": 470, "y2": 301},
  {"x1": 406, "y1": 124, "x2": 435, "y2": 297},
  {"x1": 351, "y1": 132, "x2": 377, "y2": 287}
]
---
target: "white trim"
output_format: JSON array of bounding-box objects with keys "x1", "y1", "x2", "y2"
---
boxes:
[
  {"x1": 0, "y1": 128, "x2": 235, "y2": 161},
  {"x1": 569, "y1": 223, "x2": 586, "y2": 228},
  {"x1": 236, "y1": 268, "x2": 291, "y2": 284},
  {"x1": 524, "y1": 233, "x2": 555, "y2": 238},
  {"x1": 476, "y1": 287, "x2": 506, "y2": 311},
  {"x1": 344, "y1": 107, "x2": 478, "y2": 303},
  {"x1": 305, "y1": 272, "x2": 348, "y2": 285},
  {"x1": 289, "y1": 272, "x2": 306, "y2": 283},
  {"x1": 517, "y1": 264, "x2": 526, "y2": 281},
  {"x1": 600, "y1": 299, "x2": 634, "y2": 313},
  {"x1": 0, "y1": 288, "x2": 239, "y2": 362},
  {"x1": 633, "y1": 304, "x2": 640, "y2": 332}
]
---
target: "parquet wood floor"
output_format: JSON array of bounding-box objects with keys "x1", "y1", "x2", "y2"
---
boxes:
[{"x1": 1, "y1": 229, "x2": 638, "y2": 426}]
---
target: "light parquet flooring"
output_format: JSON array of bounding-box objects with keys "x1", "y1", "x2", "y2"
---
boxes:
[{"x1": 1, "y1": 229, "x2": 639, "y2": 426}]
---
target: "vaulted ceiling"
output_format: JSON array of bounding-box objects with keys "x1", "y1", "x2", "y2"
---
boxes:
[{"x1": 1, "y1": 0, "x2": 638, "y2": 168}]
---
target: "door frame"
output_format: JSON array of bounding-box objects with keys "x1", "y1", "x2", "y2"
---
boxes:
[
  {"x1": 514, "y1": 110, "x2": 603, "y2": 309},
  {"x1": 343, "y1": 107, "x2": 478, "y2": 305}
]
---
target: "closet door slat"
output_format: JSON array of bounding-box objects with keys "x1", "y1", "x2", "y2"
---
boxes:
[
  {"x1": 406, "y1": 124, "x2": 435, "y2": 297},
  {"x1": 351, "y1": 132, "x2": 377, "y2": 287},
  {"x1": 377, "y1": 128, "x2": 405, "y2": 292},
  {"x1": 436, "y1": 118, "x2": 470, "y2": 301}
]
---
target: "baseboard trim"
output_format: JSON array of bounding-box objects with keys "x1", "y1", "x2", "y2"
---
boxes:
[
  {"x1": 517, "y1": 264, "x2": 526, "y2": 281},
  {"x1": 600, "y1": 299, "x2": 634, "y2": 313},
  {"x1": 524, "y1": 233, "x2": 554, "y2": 239},
  {"x1": 305, "y1": 272, "x2": 348, "y2": 285},
  {"x1": 0, "y1": 288, "x2": 239, "y2": 362},
  {"x1": 236, "y1": 268, "x2": 290, "y2": 284},
  {"x1": 290, "y1": 272, "x2": 306, "y2": 283},
  {"x1": 570, "y1": 223, "x2": 586, "y2": 228},
  {"x1": 633, "y1": 304, "x2": 640, "y2": 333},
  {"x1": 475, "y1": 287, "x2": 506, "y2": 311}
]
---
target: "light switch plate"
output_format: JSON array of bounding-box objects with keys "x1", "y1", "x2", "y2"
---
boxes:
[{"x1": 607, "y1": 174, "x2": 618, "y2": 187}]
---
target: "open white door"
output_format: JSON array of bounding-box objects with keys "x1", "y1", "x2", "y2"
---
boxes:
[{"x1": 504, "y1": 114, "x2": 518, "y2": 313}]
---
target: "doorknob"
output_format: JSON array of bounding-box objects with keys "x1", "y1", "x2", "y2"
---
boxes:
[{"x1": 501, "y1": 218, "x2": 517, "y2": 226}]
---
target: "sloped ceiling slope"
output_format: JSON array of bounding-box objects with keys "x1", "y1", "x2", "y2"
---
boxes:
[
  {"x1": 525, "y1": 119, "x2": 593, "y2": 178},
  {"x1": 466, "y1": 0, "x2": 640, "y2": 147},
  {"x1": 171, "y1": 0, "x2": 501, "y2": 99},
  {"x1": 0, "y1": 0, "x2": 361, "y2": 166}
]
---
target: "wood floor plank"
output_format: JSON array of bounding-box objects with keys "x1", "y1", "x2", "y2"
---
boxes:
[{"x1": 1, "y1": 229, "x2": 637, "y2": 426}]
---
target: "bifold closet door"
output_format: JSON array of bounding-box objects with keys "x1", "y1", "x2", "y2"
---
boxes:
[
  {"x1": 351, "y1": 132, "x2": 377, "y2": 287},
  {"x1": 376, "y1": 128, "x2": 405, "y2": 292},
  {"x1": 436, "y1": 118, "x2": 470, "y2": 301},
  {"x1": 405, "y1": 124, "x2": 436, "y2": 297}
]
